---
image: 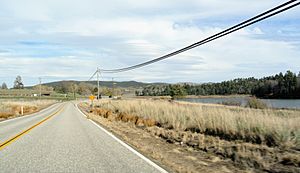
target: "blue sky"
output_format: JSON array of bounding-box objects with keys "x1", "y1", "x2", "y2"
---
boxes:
[{"x1": 0, "y1": 0, "x2": 299, "y2": 87}]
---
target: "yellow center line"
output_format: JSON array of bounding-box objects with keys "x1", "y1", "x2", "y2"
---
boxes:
[{"x1": 0, "y1": 105, "x2": 65, "y2": 151}]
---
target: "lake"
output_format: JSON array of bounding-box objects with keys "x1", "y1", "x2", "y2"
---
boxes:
[{"x1": 177, "y1": 97, "x2": 300, "y2": 109}]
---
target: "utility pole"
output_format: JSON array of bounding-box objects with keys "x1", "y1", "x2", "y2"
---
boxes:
[
  {"x1": 72, "y1": 83, "x2": 76, "y2": 100},
  {"x1": 97, "y1": 67, "x2": 100, "y2": 100},
  {"x1": 112, "y1": 78, "x2": 114, "y2": 97},
  {"x1": 39, "y1": 77, "x2": 42, "y2": 99}
]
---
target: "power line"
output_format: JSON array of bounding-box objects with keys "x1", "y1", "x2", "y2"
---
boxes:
[
  {"x1": 97, "y1": 67, "x2": 100, "y2": 99},
  {"x1": 88, "y1": 70, "x2": 98, "y2": 81},
  {"x1": 100, "y1": 0, "x2": 299, "y2": 73}
]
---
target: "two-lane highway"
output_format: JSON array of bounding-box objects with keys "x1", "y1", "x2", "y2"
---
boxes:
[{"x1": 0, "y1": 102, "x2": 165, "y2": 173}]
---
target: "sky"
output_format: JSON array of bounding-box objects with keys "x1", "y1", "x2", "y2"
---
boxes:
[{"x1": 0, "y1": 0, "x2": 299, "y2": 87}]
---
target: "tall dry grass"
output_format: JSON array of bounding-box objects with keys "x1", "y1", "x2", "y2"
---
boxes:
[
  {"x1": 94, "y1": 99, "x2": 300, "y2": 148},
  {"x1": 0, "y1": 100, "x2": 56, "y2": 119}
]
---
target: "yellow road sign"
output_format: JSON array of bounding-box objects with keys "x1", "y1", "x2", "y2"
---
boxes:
[{"x1": 89, "y1": 95, "x2": 95, "y2": 100}]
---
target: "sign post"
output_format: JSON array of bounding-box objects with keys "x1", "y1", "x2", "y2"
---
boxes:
[
  {"x1": 89, "y1": 95, "x2": 95, "y2": 109},
  {"x1": 21, "y1": 106, "x2": 24, "y2": 115}
]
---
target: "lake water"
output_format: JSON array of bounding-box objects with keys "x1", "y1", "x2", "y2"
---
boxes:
[{"x1": 177, "y1": 97, "x2": 300, "y2": 109}]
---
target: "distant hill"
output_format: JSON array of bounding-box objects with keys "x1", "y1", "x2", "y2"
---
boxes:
[{"x1": 42, "y1": 80, "x2": 167, "y2": 89}]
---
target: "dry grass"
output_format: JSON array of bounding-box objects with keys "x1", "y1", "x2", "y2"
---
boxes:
[
  {"x1": 81, "y1": 100, "x2": 300, "y2": 172},
  {"x1": 90, "y1": 107, "x2": 158, "y2": 127},
  {"x1": 93, "y1": 99, "x2": 300, "y2": 149},
  {"x1": 0, "y1": 100, "x2": 56, "y2": 119}
]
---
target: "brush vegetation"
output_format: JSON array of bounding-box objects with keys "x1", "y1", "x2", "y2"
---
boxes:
[{"x1": 95, "y1": 99, "x2": 300, "y2": 149}]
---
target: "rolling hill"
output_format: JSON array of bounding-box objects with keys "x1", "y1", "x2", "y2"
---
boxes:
[{"x1": 42, "y1": 80, "x2": 167, "y2": 89}]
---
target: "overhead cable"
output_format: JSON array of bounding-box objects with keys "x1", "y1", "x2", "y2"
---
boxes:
[{"x1": 100, "y1": 0, "x2": 299, "y2": 73}]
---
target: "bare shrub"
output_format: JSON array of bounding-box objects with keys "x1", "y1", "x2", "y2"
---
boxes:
[
  {"x1": 246, "y1": 97, "x2": 268, "y2": 109},
  {"x1": 221, "y1": 101, "x2": 242, "y2": 106}
]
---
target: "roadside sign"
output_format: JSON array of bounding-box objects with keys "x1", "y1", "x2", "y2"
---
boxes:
[
  {"x1": 89, "y1": 95, "x2": 95, "y2": 109},
  {"x1": 89, "y1": 95, "x2": 95, "y2": 101}
]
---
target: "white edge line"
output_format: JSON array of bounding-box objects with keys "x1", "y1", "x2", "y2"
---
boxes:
[
  {"x1": 0, "y1": 103, "x2": 60, "y2": 124},
  {"x1": 76, "y1": 103, "x2": 168, "y2": 173}
]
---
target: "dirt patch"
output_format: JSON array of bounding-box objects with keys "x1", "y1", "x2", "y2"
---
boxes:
[{"x1": 81, "y1": 104, "x2": 300, "y2": 173}]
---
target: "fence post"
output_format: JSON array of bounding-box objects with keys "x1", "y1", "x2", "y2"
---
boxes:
[{"x1": 21, "y1": 106, "x2": 24, "y2": 115}]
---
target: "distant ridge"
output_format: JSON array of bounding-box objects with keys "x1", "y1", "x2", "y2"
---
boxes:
[{"x1": 42, "y1": 80, "x2": 168, "y2": 88}]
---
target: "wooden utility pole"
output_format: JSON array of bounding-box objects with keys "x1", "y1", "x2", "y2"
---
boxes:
[
  {"x1": 112, "y1": 78, "x2": 114, "y2": 97},
  {"x1": 97, "y1": 67, "x2": 100, "y2": 100}
]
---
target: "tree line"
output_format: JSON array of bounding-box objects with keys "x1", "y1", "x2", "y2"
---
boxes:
[
  {"x1": 136, "y1": 71, "x2": 300, "y2": 99},
  {"x1": 52, "y1": 81, "x2": 122, "y2": 96}
]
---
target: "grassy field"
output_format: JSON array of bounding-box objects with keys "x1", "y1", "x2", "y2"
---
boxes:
[
  {"x1": 80, "y1": 99, "x2": 300, "y2": 172},
  {"x1": 0, "y1": 89, "x2": 74, "y2": 100},
  {"x1": 93, "y1": 99, "x2": 300, "y2": 149},
  {"x1": 0, "y1": 100, "x2": 57, "y2": 120}
]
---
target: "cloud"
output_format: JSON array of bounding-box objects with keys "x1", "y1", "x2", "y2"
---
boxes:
[{"x1": 0, "y1": 0, "x2": 299, "y2": 86}]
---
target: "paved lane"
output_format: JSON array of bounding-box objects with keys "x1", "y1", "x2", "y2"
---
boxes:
[
  {"x1": 0, "y1": 103, "x2": 63, "y2": 143},
  {"x1": 0, "y1": 102, "x2": 163, "y2": 173}
]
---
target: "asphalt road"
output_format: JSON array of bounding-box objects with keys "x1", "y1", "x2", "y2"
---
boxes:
[{"x1": 0, "y1": 102, "x2": 164, "y2": 173}]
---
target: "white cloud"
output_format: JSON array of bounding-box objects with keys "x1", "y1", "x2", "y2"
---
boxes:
[{"x1": 0, "y1": 0, "x2": 299, "y2": 85}]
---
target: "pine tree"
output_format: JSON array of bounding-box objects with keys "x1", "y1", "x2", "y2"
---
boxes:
[{"x1": 1, "y1": 82, "x2": 8, "y2": 89}]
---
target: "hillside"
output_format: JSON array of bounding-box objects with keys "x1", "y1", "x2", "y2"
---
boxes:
[
  {"x1": 138, "y1": 70, "x2": 300, "y2": 99},
  {"x1": 43, "y1": 80, "x2": 167, "y2": 89}
]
